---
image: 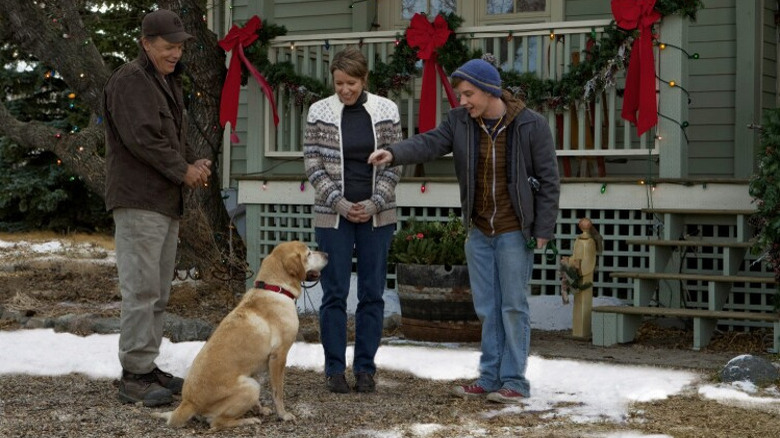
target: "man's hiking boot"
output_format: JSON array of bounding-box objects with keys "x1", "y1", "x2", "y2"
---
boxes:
[
  {"x1": 152, "y1": 367, "x2": 184, "y2": 395},
  {"x1": 326, "y1": 373, "x2": 350, "y2": 393},
  {"x1": 354, "y1": 372, "x2": 376, "y2": 393},
  {"x1": 118, "y1": 370, "x2": 173, "y2": 407}
]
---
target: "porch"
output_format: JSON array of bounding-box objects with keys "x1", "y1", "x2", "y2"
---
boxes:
[
  {"x1": 234, "y1": 16, "x2": 774, "y2": 348},
  {"x1": 239, "y1": 17, "x2": 694, "y2": 180}
]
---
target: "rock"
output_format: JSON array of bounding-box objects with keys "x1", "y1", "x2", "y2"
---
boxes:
[
  {"x1": 52, "y1": 314, "x2": 79, "y2": 332},
  {"x1": 383, "y1": 313, "x2": 401, "y2": 331},
  {"x1": 163, "y1": 313, "x2": 214, "y2": 342},
  {"x1": 24, "y1": 316, "x2": 53, "y2": 329},
  {"x1": 298, "y1": 325, "x2": 320, "y2": 342},
  {"x1": 90, "y1": 317, "x2": 120, "y2": 334},
  {"x1": 720, "y1": 354, "x2": 779, "y2": 386},
  {"x1": 53, "y1": 314, "x2": 100, "y2": 335}
]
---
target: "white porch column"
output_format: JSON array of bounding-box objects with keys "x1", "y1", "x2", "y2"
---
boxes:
[{"x1": 657, "y1": 15, "x2": 689, "y2": 178}]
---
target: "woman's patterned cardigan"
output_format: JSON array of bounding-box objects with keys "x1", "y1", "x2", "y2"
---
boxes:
[{"x1": 304, "y1": 92, "x2": 403, "y2": 229}]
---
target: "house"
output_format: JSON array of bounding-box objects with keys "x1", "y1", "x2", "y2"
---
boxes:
[{"x1": 208, "y1": 0, "x2": 778, "y2": 350}]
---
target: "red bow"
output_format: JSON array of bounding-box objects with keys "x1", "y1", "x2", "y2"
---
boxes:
[
  {"x1": 405, "y1": 13, "x2": 459, "y2": 133},
  {"x1": 612, "y1": 0, "x2": 661, "y2": 136},
  {"x1": 219, "y1": 15, "x2": 279, "y2": 143}
]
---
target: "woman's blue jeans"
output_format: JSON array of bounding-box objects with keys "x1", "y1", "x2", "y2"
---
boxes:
[
  {"x1": 315, "y1": 219, "x2": 394, "y2": 377},
  {"x1": 465, "y1": 228, "x2": 534, "y2": 397}
]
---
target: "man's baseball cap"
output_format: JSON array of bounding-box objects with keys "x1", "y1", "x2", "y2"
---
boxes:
[{"x1": 141, "y1": 9, "x2": 194, "y2": 43}]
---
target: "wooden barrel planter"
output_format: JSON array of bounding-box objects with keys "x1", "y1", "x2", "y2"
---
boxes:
[{"x1": 396, "y1": 263, "x2": 481, "y2": 342}]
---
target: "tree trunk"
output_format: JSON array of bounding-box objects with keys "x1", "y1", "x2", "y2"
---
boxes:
[{"x1": 0, "y1": 0, "x2": 247, "y2": 293}]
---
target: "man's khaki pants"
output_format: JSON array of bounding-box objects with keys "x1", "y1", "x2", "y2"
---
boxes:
[{"x1": 113, "y1": 208, "x2": 179, "y2": 374}]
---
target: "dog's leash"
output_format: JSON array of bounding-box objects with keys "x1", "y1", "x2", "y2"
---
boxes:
[
  {"x1": 526, "y1": 237, "x2": 559, "y2": 262},
  {"x1": 300, "y1": 279, "x2": 321, "y2": 313}
]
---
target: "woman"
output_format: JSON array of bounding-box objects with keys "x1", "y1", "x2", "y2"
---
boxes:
[{"x1": 303, "y1": 47, "x2": 403, "y2": 394}]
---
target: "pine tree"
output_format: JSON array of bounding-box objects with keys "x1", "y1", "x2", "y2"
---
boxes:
[
  {"x1": 0, "y1": 0, "x2": 246, "y2": 292},
  {"x1": 749, "y1": 108, "x2": 780, "y2": 306}
]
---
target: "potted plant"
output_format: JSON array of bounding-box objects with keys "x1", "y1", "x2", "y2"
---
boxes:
[
  {"x1": 389, "y1": 212, "x2": 467, "y2": 266},
  {"x1": 389, "y1": 213, "x2": 480, "y2": 342}
]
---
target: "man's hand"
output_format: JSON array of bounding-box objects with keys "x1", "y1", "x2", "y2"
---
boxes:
[
  {"x1": 194, "y1": 159, "x2": 212, "y2": 173},
  {"x1": 183, "y1": 160, "x2": 211, "y2": 188},
  {"x1": 367, "y1": 149, "x2": 393, "y2": 166},
  {"x1": 535, "y1": 237, "x2": 548, "y2": 249}
]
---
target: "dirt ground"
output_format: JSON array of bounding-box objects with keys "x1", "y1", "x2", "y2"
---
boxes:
[{"x1": 1, "y1": 234, "x2": 780, "y2": 437}]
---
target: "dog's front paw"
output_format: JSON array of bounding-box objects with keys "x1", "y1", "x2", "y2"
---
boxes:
[{"x1": 279, "y1": 412, "x2": 296, "y2": 422}]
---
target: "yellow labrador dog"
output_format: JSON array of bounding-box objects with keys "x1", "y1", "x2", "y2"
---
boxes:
[{"x1": 154, "y1": 241, "x2": 327, "y2": 430}]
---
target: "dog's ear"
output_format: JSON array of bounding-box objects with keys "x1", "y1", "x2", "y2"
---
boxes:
[{"x1": 283, "y1": 249, "x2": 306, "y2": 281}]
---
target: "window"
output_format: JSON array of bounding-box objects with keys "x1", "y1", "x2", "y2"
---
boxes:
[
  {"x1": 506, "y1": 38, "x2": 539, "y2": 73},
  {"x1": 401, "y1": 0, "x2": 457, "y2": 20},
  {"x1": 486, "y1": 0, "x2": 546, "y2": 14},
  {"x1": 379, "y1": 0, "x2": 559, "y2": 31}
]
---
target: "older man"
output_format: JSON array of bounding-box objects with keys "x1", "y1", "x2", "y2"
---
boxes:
[{"x1": 103, "y1": 9, "x2": 211, "y2": 407}]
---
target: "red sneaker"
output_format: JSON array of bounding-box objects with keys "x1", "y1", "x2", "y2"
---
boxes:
[
  {"x1": 487, "y1": 388, "x2": 525, "y2": 404},
  {"x1": 451, "y1": 384, "x2": 488, "y2": 398}
]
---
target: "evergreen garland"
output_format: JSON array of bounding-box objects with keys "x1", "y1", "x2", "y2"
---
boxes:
[
  {"x1": 559, "y1": 259, "x2": 593, "y2": 294},
  {"x1": 748, "y1": 108, "x2": 780, "y2": 305},
  {"x1": 240, "y1": 1, "x2": 703, "y2": 113}
]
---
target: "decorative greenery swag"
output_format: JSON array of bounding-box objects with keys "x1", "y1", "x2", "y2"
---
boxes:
[{"x1": 243, "y1": 0, "x2": 703, "y2": 113}]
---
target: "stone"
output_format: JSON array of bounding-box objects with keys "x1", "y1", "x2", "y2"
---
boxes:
[
  {"x1": 90, "y1": 317, "x2": 120, "y2": 334},
  {"x1": 163, "y1": 313, "x2": 214, "y2": 342},
  {"x1": 24, "y1": 317, "x2": 53, "y2": 329},
  {"x1": 383, "y1": 313, "x2": 401, "y2": 331},
  {"x1": 52, "y1": 313, "x2": 79, "y2": 332},
  {"x1": 720, "y1": 354, "x2": 779, "y2": 386}
]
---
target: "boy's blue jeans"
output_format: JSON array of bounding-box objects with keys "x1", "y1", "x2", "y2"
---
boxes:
[{"x1": 465, "y1": 228, "x2": 534, "y2": 397}]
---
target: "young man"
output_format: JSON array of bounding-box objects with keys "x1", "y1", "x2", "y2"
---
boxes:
[
  {"x1": 103, "y1": 9, "x2": 211, "y2": 407},
  {"x1": 368, "y1": 59, "x2": 560, "y2": 404}
]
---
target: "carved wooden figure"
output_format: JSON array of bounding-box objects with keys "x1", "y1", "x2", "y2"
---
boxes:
[{"x1": 570, "y1": 217, "x2": 600, "y2": 339}]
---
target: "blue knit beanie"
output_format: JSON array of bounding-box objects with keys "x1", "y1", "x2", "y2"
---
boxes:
[{"x1": 450, "y1": 59, "x2": 502, "y2": 97}]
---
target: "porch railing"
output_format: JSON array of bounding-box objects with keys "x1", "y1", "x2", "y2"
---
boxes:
[{"x1": 260, "y1": 19, "x2": 660, "y2": 169}]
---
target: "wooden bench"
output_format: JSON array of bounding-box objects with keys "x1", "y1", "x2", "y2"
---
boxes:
[{"x1": 592, "y1": 305, "x2": 780, "y2": 353}]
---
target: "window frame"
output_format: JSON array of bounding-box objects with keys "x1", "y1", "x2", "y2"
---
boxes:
[{"x1": 378, "y1": 0, "x2": 563, "y2": 30}]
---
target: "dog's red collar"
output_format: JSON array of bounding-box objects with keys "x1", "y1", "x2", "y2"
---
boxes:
[{"x1": 254, "y1": 281, "x2": 296, "y2": 300}]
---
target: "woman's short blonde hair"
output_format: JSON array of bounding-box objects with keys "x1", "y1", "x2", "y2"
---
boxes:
[{"x1": 330, "y1": 47, "x2": 368, "y2": 79}]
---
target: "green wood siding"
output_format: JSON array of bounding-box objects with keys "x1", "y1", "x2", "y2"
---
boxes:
[
  {"x1": 230, "y1": 92, "x2": 249, "y2": 176},
  {"x1": 275, "y1": 0, "x2": 353, "y2": 34},
  {"x1": 688, "y1": 0, "x2": 737, "y2": 177},
  {"x1": 762, "y1": 0, "x2": 778, "y2": 110},
  {"x1": 563, "y1": 0, "x2": 611, "y2": 19}
]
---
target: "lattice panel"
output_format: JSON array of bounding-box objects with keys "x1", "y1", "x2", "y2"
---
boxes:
[{"x1": 251, "y1": 204, "x2": 776, "y2": 332}]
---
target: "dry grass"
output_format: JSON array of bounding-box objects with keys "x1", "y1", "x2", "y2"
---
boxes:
[
  {"x1": 3, "y1": 233, "x2": 780, "y2": 437},
  {"x1": 0, "y1": 231, "x2": 114, "y2": 251}
]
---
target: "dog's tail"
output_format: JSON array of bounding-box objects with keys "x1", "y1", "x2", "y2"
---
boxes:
[{"x1": 151, "y1": 401, "x2": 197, "y2": 428}]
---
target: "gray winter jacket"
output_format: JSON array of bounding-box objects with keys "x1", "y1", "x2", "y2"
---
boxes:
[{"x1": 386, "y1": 92, "x2": 560, "y2": 241}]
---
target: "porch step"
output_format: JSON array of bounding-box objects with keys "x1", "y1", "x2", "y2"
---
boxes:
[
  {"x1": 641, "y1": 208, "x2": 755, "y2": 215},
  {"x1": 624, "y1": 239, "x2": 754, "y2": 248},
  {"x1": 609, "y1": 271, "x2": 776, "y2": 309},
  {"x1": 639, "y1": 208, "x2": 755, "y2": 241},
  {"x1": 610, "y1": 271, "x2": 775, "y2": 284},
  {"x1": 592, "y1": 305, "x2": 780, "y2": 352}
]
